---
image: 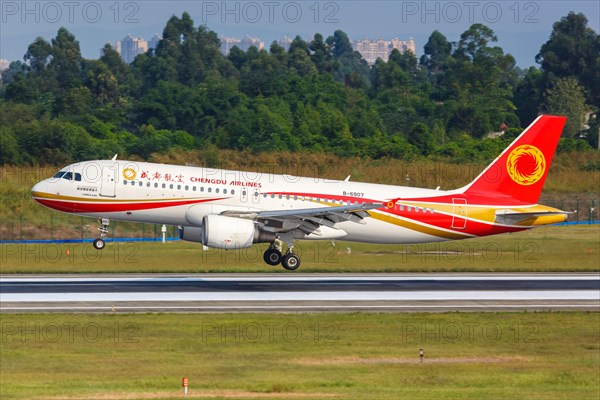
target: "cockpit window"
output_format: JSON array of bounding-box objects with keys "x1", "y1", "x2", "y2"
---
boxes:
[{"x1": 56, "y1": 172, "x2": 82, "y2": 181}]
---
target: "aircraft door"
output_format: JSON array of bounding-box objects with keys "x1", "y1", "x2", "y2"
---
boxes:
[
  {"x1": 100, "y1": 165, "x2": 117, "y2": 197},
  {"x1": 451, "y1": 198, "x2": 467, "y2": 229}
]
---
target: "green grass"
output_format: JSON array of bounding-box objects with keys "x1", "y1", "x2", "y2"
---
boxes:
[
  {"x1": 1, "y1": 312, "x2": 598, "y2": 399},
  {"x1": 1, "y1": 225, "x2": 598, "y2": 273}
]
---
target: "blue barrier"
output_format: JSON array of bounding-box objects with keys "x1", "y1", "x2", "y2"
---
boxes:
[
  {"x1": 554, "y1": 221, "x2": 600, "y2": 226},
  {"x1": 0, "y1": 237, "x2": 180, "y2": 245}
]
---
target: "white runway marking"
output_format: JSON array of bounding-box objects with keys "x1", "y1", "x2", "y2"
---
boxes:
[
  {"x1": 2, "y1": 290, "x2": 599, "y2": 302},
  {"x1": 2, "y1": 304, "x2": 599, "y2": 311},
  {"x1": 1, "y1": 274, "x2": 598, "y2": 283}
]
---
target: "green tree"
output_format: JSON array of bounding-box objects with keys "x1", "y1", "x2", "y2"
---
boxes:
[
  {"x1": 536, "y1": 12, "x2": 600, "y2": 105},
  {"x1": 326, "y1": 30, "x2": 369, "y2": 88},
  {"x1": 420, "y1": 30, "x2": 452, "y2": 76},
  {"x1": 544, "y1": 77, "x2": 589, "y2": 137},
  {"x1": 513, "y1": 67, "x2": 544, "y2": 125},
  {"x1": 50, "y1": 28, "x2": 83, "y2": 89}
]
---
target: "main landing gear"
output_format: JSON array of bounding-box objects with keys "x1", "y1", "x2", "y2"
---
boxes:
[
  {"x1": 92, "y1": 218, "x2": 110, "y2": 250},
  {"x1": 263, "y1": 237, "x2": 301, "y2": 270}
]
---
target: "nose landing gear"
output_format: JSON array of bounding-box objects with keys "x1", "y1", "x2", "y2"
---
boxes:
[{"x1": 92, "y1": 218, "x2": 110, "y2": 250}]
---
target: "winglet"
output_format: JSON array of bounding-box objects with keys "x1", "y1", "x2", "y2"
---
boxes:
[
  {"x1": 461, "y1": 115, "x2": 566, "y2": 204},
  {"x1": 111, "y1": 154, "x2": 118, "y2": 161}
]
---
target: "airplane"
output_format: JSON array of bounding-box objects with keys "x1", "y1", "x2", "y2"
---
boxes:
[{"x1": 31, "y1": 115, "x2": 568, "y2": 270}]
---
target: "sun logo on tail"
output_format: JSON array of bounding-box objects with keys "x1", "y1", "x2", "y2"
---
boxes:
[{"x1": 506, "y1": 145, "x2": 546, "y2": 186}]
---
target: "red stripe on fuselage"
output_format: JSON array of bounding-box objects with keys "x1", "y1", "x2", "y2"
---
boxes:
[{"x1": 34, "y1": 197, "x2": 226, "y2": 213}]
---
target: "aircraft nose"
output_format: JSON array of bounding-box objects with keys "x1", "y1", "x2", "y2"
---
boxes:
[{"x1": 31, "y1": 180, "x2": 47, "y2": 202}]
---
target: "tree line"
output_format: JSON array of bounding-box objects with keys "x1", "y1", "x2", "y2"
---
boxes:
[{"x1": 0, "y1": 11, "x2": 598, "y2": 166}]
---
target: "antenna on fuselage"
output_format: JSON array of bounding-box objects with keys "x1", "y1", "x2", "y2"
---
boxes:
[{"x1": 111, "y1": 154, "x2": 118, "y2": 161}]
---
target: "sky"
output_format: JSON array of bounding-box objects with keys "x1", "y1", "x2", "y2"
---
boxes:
[{"x1": 1, "y1": 0, "x2": 599, "y2": 67}]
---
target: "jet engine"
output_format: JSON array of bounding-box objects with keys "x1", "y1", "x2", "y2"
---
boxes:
[{"x1": 180, "y1": 215, "x2": 275, "y2": 249}]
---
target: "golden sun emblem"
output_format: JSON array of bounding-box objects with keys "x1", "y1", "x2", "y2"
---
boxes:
[
  {"x1": 506, "y1": 145, "x2": 546, "y2": 186},
  {"x1": 122, "y1": 168, "x2": 137, "y2": 180}
]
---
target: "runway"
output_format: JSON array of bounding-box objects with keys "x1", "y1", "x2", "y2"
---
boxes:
[{"x1": 1, "y1": 273, "x2": 599, "y2": 312}]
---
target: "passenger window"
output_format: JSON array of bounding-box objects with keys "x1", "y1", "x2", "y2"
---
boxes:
[
  {"x1": 231, "y1": 190, "x2": 235, "y2": 195},
  {"x1": 224, "y1": 189, "x2": 227, "y2": 194},
  {"x1": 154, "y1": 183, "x2": 158, "y2": 188},
  {"x1": 216, "y1": 188, "x2": 220, "y2": 194},
  {"x1": 208, "y1": 188, "x2": 212, "y2": 193},
  {"x1": 162, "y1": 183, "x2": 166, "y2": 189},
  {"x1": 192, "y1": 186, "x2": 196, "y2": 191},
  {"x1": 177, "y1": 185, "x2": 181, "y2": 190}
]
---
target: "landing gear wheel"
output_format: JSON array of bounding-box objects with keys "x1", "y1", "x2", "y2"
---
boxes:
[
  {"x1": 263, "y1": 248, "x2": 283, "y2": 266},
  {"x1": 282, "y1": 253, "x2": 301, "y2": 271},
  {"x1": 93, "y1": 238, "x2": 105, "y2": 250},
  {"x1": 93, "y1": 218, "x2": 110, "y2": 250}
]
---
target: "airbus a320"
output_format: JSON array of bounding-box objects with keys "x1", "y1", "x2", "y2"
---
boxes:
[{"x1": 32, "y1": 115, "x2": 568, "y2": 270}]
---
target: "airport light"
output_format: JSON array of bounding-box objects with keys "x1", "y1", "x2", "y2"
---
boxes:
[
  {"x1": 182, "y1": 377, "x2": 188, "y2": 396},
  {"x1": 419, "y1": 348, "x2": 424, "y2": 363}
]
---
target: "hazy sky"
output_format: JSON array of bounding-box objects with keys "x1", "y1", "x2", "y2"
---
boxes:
[{"x1": 1, "y1": 1, "x2": 598, "y2": 67}]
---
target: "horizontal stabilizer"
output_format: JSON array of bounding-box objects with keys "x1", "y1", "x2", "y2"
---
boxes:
[{"x1": 495, "y1": 210, "x2": 568, "y2": 226}]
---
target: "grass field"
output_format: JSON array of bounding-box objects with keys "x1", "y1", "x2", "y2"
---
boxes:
[
  {"x1": 1, "y1": 225, "x2": 598, "y2": 273},
  {"x1": 1, "y1": 312, "x2": 598, "y2": 399}
]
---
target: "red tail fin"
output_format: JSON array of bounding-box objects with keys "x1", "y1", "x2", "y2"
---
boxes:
[{"x1": 462, "y1": 115, "x2": 566, "y2": 204}]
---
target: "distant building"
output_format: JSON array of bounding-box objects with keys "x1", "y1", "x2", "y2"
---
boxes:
[
  {"x1": 0, "y1": 59, "x2": 10, "y2": 72},
  {"x1": 240, "y1": 35, "x2": 264, "y2": 52},
  {"x1": 148, "y1": 34, "x2": 162, "y2": 51},
  {"x1": 219, "y1": 35, "x2": 265, "y2": 55},
  {"x1": 352, "y1": 37, "x2": 416, "y2": 65},
  {"x1": 118, "y1": 34, "x2": 148, "y2": 63},
  {"x1": 0, "y1": 59, "x2": 10, "y2": 82},
  {"x1": 277, "y1": 36, "x2": 293, "y2": 51},
  {"x1": 219, "y1": 36, "x2": 241, "y2": 55}
]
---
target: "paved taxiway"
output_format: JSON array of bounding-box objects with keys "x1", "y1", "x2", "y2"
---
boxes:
[{"x1": 1, "y1": 273, "x2": 598, "y2": 312}]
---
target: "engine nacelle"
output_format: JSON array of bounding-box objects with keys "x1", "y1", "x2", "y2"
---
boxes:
[
  {"x1": 200, "y1": 215, "x2": 275, "y2": 249},
  {"x1": 178, "y1": 226, "x2": 203, "y2": 243}
]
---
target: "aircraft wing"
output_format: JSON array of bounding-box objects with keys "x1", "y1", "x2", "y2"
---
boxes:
[{"x1": 221, "y1": 202, "x2": 383, "y2": 236}]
